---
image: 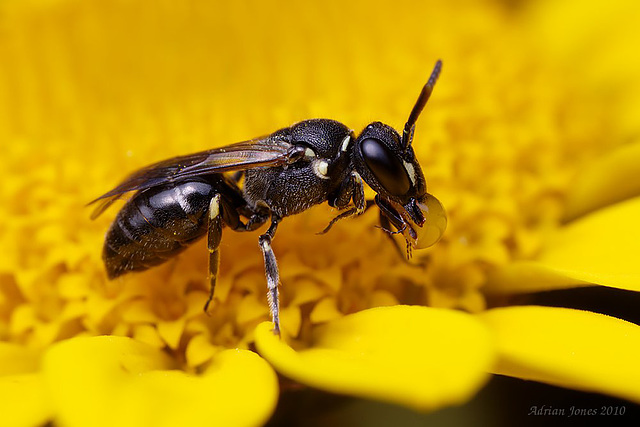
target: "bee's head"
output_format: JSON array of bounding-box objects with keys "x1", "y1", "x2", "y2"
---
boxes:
[{"x1": 352, "y1": 60, "x2": 446, "y2": 249}]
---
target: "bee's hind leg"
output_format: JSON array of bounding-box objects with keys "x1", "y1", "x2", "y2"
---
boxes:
[
  {"x1": 203, "y1": 194, "x2": 268, "y2": 314},
  {"x1": 204, "y1": 194, "x2": 224, "y2": 313}
]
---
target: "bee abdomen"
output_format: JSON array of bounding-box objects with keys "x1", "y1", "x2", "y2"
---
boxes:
[{"x1": 104, "y1": 180, "x2": 216, "y2": 279}]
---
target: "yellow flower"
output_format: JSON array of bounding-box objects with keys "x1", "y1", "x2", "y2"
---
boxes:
[{"x1": 1, "y1": 0, "x2": 640, "y2": 425}]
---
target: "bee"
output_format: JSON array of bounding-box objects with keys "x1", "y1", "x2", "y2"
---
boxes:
[{"x1": 90, "y1": 60, "x2": 447, "y2": 334}]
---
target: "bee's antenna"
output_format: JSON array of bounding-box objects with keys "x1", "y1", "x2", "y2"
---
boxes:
[{"x1": 402, "y1": 60, "x2": 442, "y2": 150}]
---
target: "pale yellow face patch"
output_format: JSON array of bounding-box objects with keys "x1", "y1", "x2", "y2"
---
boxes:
[{"x1": 403, "y1": 160, "x2": 417, "y2": 187}]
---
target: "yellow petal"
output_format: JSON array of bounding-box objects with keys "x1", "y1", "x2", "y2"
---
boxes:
[
  {"x1": 43, "y1": 336, "x2": 175, "y2": 427},
  {"x1": 564, "y1": 142, "x2": 640, "y2": 221},
  {"x1": 0, "y1": 374, "x2": 52, "y2": 427},
  {"x1": 117, "y1": 349, "x2": 278, "y2": 427},
  {"x1": 309, "y1": 297, "x2": 342, "y2": 324},
  {"x1": 132, "y1": 324, "x2": 165, "y2": 348},
  {"x1": 0, "y1": 339, "x2": 47, "y2": 427},
  {"x1": 184, "y1": 333, "x2": 217, "y2": 368},
  {"x1": 0, "y1": 342, "x2": 40, "y2": 375},
  {"x1": 286, "y1": 278, "x2": 327, "y2": 306},
  {"x1": 236, "y1": 294, "x2": 269, "y2": 324},
  {"x1": 369, "y1": 289, "x2": 400, "y2": 307},
  {"x1": 255, "y1": 305, "x2": 493, "y2": 412},
  {"x1": 486, "y1": 197, "x2": 640, "y2": 293},
  {"x1": 122, "y1": 299, "x2": 158, "y2": 323},
  {"x1": 280, "y1": 305, "x2": 302, "y2": 338},
  {"x1": 157, "y1": 318, "x2": 187, "y2": 349},
  {"x1": 480, "y1": 306, "x2": 640, "y2": 403},
  {"x1": 43, "y1": 336, "x2": 278, "y2": 427}
]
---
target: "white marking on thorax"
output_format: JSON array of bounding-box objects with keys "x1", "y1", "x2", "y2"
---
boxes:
[
  {"x1": 403, "y1": 161, "x2": 417, "y2": 186},
  {"x1": 304, "y1": 147, "x2": 316, "y2": 159},
  {"x1": 340, "y1": 134, "x2": 351, "y2": 152},
  {"x1": 313, "y1": 159, "x2": 330, "y2": 179}
]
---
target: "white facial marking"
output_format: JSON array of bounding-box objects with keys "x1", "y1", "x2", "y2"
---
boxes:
[
  {"x1": 403, "y1": 160, "x2": 417, "y2": 186},
  {"x1": 313, "y1": 159, "x2": 330, "y2": 179},
  {"x1": 209, "y1": 194, "x2": 221, "y2": 220},
  {"x1": 340, "y1": 134, "x2": 351, "y2": 152}
]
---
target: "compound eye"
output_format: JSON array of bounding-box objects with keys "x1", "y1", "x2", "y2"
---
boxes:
[{"x1": 360, "y1": 138, "x2": 411, "y2": 195}]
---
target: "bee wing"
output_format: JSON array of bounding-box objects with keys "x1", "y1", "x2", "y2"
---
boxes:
[{"x1": 89, "y1": 136, "x2": 298, "y2": 219}]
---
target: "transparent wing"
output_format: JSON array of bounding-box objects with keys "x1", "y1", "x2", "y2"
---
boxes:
[{"x1": 89, "y1": 136, "x2": 296, "y2": 219}]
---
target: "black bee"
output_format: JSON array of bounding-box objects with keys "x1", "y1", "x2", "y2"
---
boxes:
[{"x1": 91, "y1": 60, "x2": 447, "y2": 335}]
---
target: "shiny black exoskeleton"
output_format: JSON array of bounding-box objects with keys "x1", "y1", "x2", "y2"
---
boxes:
[
  {"x1": 91, "y1": 60, "x2": 447, "y2": 334},
  {"x1": 103, "y1": 175, "x2": 244, "y2": 277}
]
